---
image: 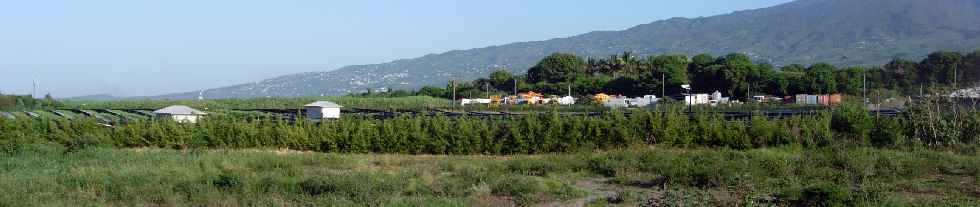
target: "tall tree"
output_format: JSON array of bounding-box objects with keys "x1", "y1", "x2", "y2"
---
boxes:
[
  {"x1": 884, "y1": 58, "x2": 918, "y2": 91},
  {"x1": 963, "y1": 50, "x2": 980, "y2": 86},
  {"x1": 918, "y1": 51, "x2": 963, "y2": 85},
  {"x1": 806, "y1": 63, "x2": 838, "y2": 94},
  {"x1": 527, "y1": 53, "x2": 587, "y2": 83},
  {"x1": 707, "y1": 53, "x2": 755, "y2": 98},
  {"x1": 487, "y1": 70, "x2": 515, "y2": 91},
  {"x1": 688, "y1": 54, "x2": 715, "y2": 91},
  {"x1": 835, "y1": 67, "x2": 866, "y2": 95},
  {"x1": 780, "y1": 64, "x2": 807, "y2": 95}
]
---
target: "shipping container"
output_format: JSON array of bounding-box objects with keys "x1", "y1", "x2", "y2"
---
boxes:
[
  {"x1": 795, "y1": 94, "x2": 805, "y2": 104},
  {"x1": 806, "y1": 95, "x2": 818, "y2": 105},
  {"x1": 829, "y1": 94, "x2": 842, "y2": 106},
  {"x1": 818, "y1": 95, "x2": 829, "y2": 105}
]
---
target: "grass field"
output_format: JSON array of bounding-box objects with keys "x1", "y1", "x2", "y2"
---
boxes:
[{"x1": 1, "y1": 144, "x2": 976, "y2": 206}]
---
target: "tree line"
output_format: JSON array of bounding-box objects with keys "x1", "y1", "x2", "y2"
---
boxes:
[
  {"x1": 0, "y1": 94, "x2": 60, "y2": 110},
  {"x1": 404, "y1": 50, "x2": 980, "y2": 100}
]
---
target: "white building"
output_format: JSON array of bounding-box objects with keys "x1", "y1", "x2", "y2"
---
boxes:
[
  {"x1": 603, "y1": 96, "x2": 631, "y2": 108},
  {"x1": 153, "y1": 105, "x2": 207, "y2": 123},
  {"x1": 460, "y1": 98, "x2": 492, "y2": 106},
  {"x1": 685, "y1": 94, "x2": 711, "y2": 106},
  {"x1": 628, "y1": 95, "x2": 658, "y2": 107},
  {"x1": 305, "y1": 101, "x2": 343, "y2": 119},
  {"x1": 558, "y1": 96, "x2": 576, "y2": 105},
  {"x1": 602, "y1": 95, "x2": 658, "y2": 108}
]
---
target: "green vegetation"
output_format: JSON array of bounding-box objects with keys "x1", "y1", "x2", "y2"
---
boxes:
[
  {"x1": 408, "y1": 50, "x2": 980, "y2": 101},
  {"x1": 2, "y1": 93, "x2": 978, "y2": 206},
  {"x1": 3, "y1": 100, "x2": 977, "y2": 155},
  {"x1": 0, "y1": 94, "x2": 60, "y2": 111},
  {"x1": 5, "y1": 50, "x2": 980, "y2": 206},
  {"x1": 0, "y1": 145, "x2": 975, "y2": 206}
]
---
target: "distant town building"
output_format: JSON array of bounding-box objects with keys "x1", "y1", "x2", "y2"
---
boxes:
[
  {"x1": 603, "y1": 95, "x2": 631, "y2": 108},
  {"x1": 630, "y1": 95, "x2": 658, "y2": 107},
  {"x1": 517, "y1": 91, "x2": 545, "y2": 104},
  {"x1": 594, "y1": 93, "x2": 612, "y2": 103},
  {"x1": 305, "y1": 101, "x2": 343, "y2": 119},
  {"x1": 685, "y1": 94, "x2": 711, "y2": 105},
  {"x1": 153, "y1": 105, "x2": 207, "y2": 123},
  {"x1": 602, "y1": 95, "x2": 657, "y2": 108},
  {"x1": 460, "y1": 98, "x2": 492, "y2": 106},
  {"x1": 558, "y1": 96, "x2": 576, "y2": 105}
]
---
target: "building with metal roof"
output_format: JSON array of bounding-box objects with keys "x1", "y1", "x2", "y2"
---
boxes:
[
  {"x1": 153, "y1": 105, "x2": 207, "y2": 123},
  {"x1": 305, "y1": 101, "x2": 343, "y2": 119}
]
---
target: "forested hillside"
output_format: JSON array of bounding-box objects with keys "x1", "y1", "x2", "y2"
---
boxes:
[
  {"x1": 157, "y1": 0, "x2": 980, "y2": 99},
  {"x1": 374, "y1": 50, "x2": 980, "y2": 101}
]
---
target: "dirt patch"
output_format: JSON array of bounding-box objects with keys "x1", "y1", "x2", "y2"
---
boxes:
[
  {"x1": 474, "y1": 195, "x2": 516, "y2": 207},
  {"x1": 537, "y1": 178, "x2": 618, "y2": 207}
]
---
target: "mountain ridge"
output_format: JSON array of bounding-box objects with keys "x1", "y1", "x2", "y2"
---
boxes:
[{"x1": 155, "y1": 0, "x2": 980, "y2": 99}]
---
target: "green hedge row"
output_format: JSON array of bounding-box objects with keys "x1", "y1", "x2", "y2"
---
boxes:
[{"x1": 2, "y1": 105, "x2": 977, "y2": 155}]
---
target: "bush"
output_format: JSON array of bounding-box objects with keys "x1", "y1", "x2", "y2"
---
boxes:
[
  {"x1": 212, "y1": 174, "x2": 242, "y2": 190},
  {"x1": 300, "y1": 177, "x2": 338, "y2": 196},
  {"x1": 491, "y1": 176, "x2": 581, "y2": 205},
  {"x1": 832, "y1": 104, "x2": 872, "y2": 143},
  {"x1": 588, "y1": 156, "x2": 620, "y2": 177},
  {"x1": 870, "y1": 118, "x2": 904, "y2": 148},
  {"x1": 64, "y1": 136, "x2": 103, "y2": 153},
  {"x1": 505, "y1": 158, "x2": 562, "y2": 176},
  {"x1": 795, "y1": 183, "x2": 852, "y2": 207},
  {"x1": 0, "y1": 134, "x2": 31, "y2": 155}
]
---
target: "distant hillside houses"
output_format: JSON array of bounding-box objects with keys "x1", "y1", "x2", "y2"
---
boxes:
[
  {"x1": 460, "y1": 91, "x2": 576, "y2": 106},
  {"x1": 596, "y1": 94, "x2": 659, "y2": 108}
]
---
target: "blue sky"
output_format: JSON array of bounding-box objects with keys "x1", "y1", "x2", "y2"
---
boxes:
[{"x1": 0, "y1": 0, "x2": 794, "y2": 97}]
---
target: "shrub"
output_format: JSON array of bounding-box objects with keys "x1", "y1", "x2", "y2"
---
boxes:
[
  {"x1": 212, "y1": 174, "x2": 242, "y2": 190},
  {"x1": 832, "y1": 104, "x2": 872, "y2": 143},
  {"x1": 173, "y1": 180, "x2": 209, "y2": 199},
  {"x1": 491, "y1": 176, "x2": 581, "y2": 205},
  {"x1": 0, "y1": 133, "x2": 31, "y2": 155},
  {"x1": 796, "y1": 183, "x2": 851, "y2": 207},
  {"x1": 505, "y1": 158, "x2": 561, "y2": 176},
  {"x1": 64, "y1": 136, "x2": 103, "y2": 153},
  {"x1": 299, "y1": 177, "x2": 337, "y2": 196},
  {"x1": 588, "y1": 156, "x2": 620, "y2": 177},
  {"x1": 870, "y1": 118, "x2": 904, "y2": 148}
]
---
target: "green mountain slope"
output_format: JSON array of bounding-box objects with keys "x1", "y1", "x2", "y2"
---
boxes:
[{"x1": 159, "y1": 0, "x2": 980, "y2": 99}]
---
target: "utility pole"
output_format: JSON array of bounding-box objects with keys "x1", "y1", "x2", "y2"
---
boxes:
[
  {"x1": 568, "y1": 83, "x2": 572, "y2": 97},
  {"x1": 513, "y1": 78, "x2": 518, "y2": 96},
  {"x1": 862, "y1": 68, "x2": 867, "y2": 104},
  {"x1": 876, "y1": 88, "x2": 881, "y2": 119},
  {"x1": 661, "y1": 73, "x2": 665, "y2": 99},
  {"x1": 486, "y1": 83, "x2": 491, "y2": 108},
  {"x1": 452, "y1": 80, "x2": 457, "y2": 107},
  {"x1": 954, "y1": 63, "x2": 959, "y2": 130}
]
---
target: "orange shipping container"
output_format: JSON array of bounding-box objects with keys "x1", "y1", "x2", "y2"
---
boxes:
[{"x1": 829, "y1": 94, "x2": 842, "y2": 106}]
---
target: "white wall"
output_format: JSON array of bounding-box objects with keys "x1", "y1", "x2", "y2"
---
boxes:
[
  {"x1": 159, "y1": 114, "x2": 200, "y2": 123},
  {"x1": 307, "y1": 106, "x2": 341, "y2": 119},
  {"x1": 322, "y1": 107, "x2": 341, "y2": 119}
]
